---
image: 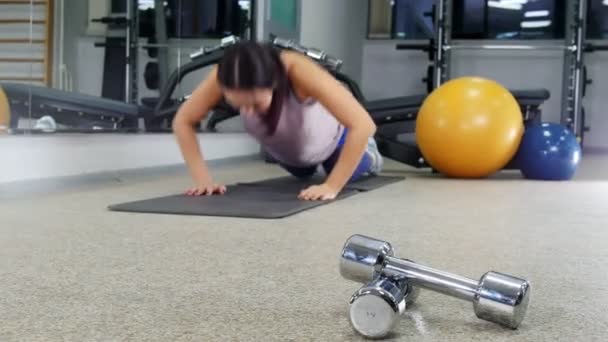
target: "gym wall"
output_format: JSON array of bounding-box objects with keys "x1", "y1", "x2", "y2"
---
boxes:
[
  {"x1": 361, "y1": 41, "x2": 564, "y2": 118},
  {"x1": 361, "y1": 41, "x2": 430, "y2": 99},
  {"x1": 449, "y1": 47, "x2": 564, "y2": 123},
  {"x1": 361, "y1": 42, "x2": 608, "y2": 149},
  {"x1": 0, "y1": 133, "x2": 259, "y2": 183},
  {"x1": 299, "y1": 0, "x2": 368, "y2": 83},
  {"x1": 584, "y1": 52, "x2": 608, "y2": 148},
  {"x1": 53, "y1": 0, "x2": 89, "y2": 91}
]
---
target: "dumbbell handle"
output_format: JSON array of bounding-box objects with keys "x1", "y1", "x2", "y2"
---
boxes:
[{"x1": 383, "y1": 257, "x2": 480, "y2": 302}]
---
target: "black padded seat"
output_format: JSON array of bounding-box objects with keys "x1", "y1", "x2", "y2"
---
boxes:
[{"x1": 1, "y1": 82, "x2": 140, "y2": 129}]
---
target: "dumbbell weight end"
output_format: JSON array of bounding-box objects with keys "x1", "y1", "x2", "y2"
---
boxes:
[
  {"x1": 348, "y1": 276, "x2": 416, "y2": 339},
  {"x1": 340, "y1": 234, "x2": 394, "y2": 284},
  {"x1": 474, "y1": 271, "x2": 531, "y2": 329}
]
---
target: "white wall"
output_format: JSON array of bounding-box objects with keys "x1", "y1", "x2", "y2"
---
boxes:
[
  {"x1": 56, "y1": 0, "x2": 89, "y2": 91},
  {"x1": 75, "y1": 36, "x2": 105, "y2": 96},
  {"x1": 362, "y1": 41, "x2": 563, "y2": 121},
  {"x1": 449, "y1": 46, "x2": 564, "y2": 123},
  {"x1": 299, "y1": 0, "x2": 368, "y2": 82},
  {"x1": 255, "y1": 0, "x2": 266, "y2": 41},
  {"x1": 0, "y1": 133, "x2": 259, "y2": 184},
  {"x1": 583, "y1": 51, "x2": 608, "y2": 148},
  {"x1": 361, "y1": 40, "x2": 430, "y2": 99}
]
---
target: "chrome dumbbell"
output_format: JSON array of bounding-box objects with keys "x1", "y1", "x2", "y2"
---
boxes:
[
  {"x1": 348, "y1": 276, "x2": 418, "y2": 339},
  {"x1": 340, "y1": 234, "x2": 531, "y2": 329}
]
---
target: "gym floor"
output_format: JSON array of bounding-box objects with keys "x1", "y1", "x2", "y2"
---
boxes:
[{"x1": 1, "y1": 155, "x2": 607, "y2": 341}]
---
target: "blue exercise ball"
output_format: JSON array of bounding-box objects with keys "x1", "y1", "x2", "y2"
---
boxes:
[{"x1": 516, "y1": 123, "x2": 581, "y2": 180}]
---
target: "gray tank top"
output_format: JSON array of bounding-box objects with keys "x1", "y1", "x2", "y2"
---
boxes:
[{"x1": 241, "y1": 88, "x2": 345, "y2": 167}]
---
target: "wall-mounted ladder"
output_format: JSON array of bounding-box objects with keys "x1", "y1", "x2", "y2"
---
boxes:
[{"x1": 0, "y1": 0, "x2": 53, "y2": 85}]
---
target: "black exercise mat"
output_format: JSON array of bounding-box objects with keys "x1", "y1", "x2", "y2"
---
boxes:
[{"x1": 108, "y1": 175, "x2": 404, "y2": 219}]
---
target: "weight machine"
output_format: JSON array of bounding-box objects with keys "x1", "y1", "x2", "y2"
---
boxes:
[{"x1": 91, "y1": 0, "x2": 141, "y2": 104}]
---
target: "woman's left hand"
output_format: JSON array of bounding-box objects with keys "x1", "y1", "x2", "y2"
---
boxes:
[{"x1": 298, "y1": 183, "x2": 340, "y2": 201}]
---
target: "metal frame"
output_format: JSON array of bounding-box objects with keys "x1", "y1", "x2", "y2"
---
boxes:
[
  {"x1": 447, "y1": 44, "x2": 574, "y2": 51},
  {"x1": 432, "y1": 0, "x2": 450, "y2": 89},
  {"x1": 125, "y1": 0, "x2": 139, "y2": 104},
  {"x1": 93, "y1": 0, "x2": 139, "y2": 104},
  {"x1": 561, "y1": 0, "x2": 588, "y2": 143},
  {"x1": 418, "y1": 0, "x2": 589, "y2": 143}
]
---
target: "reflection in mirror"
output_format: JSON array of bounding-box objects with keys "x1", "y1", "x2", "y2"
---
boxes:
[
  {"x1": 392, "y1": 0, "x2": 434, "y2": 39},
  {"x1": 368, "y1": 0, "x2": 393, "y2": 39},
  {"x1": 368, "y1": 0, "x2": 570, "y2": 40},
  {"x1": 368, "y1": 0, "x2": 434, "y2": 39},
  {"x1": 587, "y1": 0, "x2": 608, "y2": 39},
  {"x1": 452, "y1": 0, "x2": 565, "y2": 39},
  {"x1": 0, "y1": 0, "x2": 255, "y2": 134},
  {"x1": 152, "y1": 0, "x2": 255, "y2": 132}
]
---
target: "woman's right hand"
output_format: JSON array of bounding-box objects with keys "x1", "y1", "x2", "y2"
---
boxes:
[
  {"x1": 173, "y1": 66, "x2": 226, "y2": 197},
  {"x1": 185, "y1": 178, "x2": 227, "y2": 196}
]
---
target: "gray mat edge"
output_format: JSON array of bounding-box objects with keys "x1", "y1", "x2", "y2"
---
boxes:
[
  {"x1": 107, "y1": 190, "x2": 361, "y2": 219},
  {"x1": 237, "y1": 175, "x2": 405, "y2": 191}
]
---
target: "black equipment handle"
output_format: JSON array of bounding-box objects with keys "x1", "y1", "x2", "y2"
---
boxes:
[
  {"x1": 585, "y1": 44, "x2": 608, "y2": 52},
  {"x1": 395, "y1": 43, "x2": 430, "y2": 51},
  {"x1": 94, "y1": 41, "x2": 126, "y2": 48},
  {"x1": 271, "y1": 36, "x2": 344, "y2": 71},
  {"x1": 92, "y1": 16, "x2": 128, "y2": 26}
]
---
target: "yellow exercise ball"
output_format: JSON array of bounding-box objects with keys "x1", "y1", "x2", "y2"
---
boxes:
[
  {"x1": 416, "y1": 77, "x2": 524, "y2": 178},
  {"x1": 0, "y1": 86, "x2": 10, "y2": 133}
]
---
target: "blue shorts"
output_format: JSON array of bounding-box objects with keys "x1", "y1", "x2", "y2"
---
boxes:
[{"x1": 278, "y1": 129, "x2": 377, "y2": 183}]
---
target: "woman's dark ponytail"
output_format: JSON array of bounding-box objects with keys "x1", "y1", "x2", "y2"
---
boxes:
[{"x1": 217, "y1": 42, "x2": 289, "y2": 136}]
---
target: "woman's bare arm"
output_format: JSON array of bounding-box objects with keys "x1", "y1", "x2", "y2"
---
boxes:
[
  {"x1": 284, "y1": 52, "x2": 376, "y2": 192},
  {"x1": 172, "y1": 67, "x2": 225, "y2": 192}
]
